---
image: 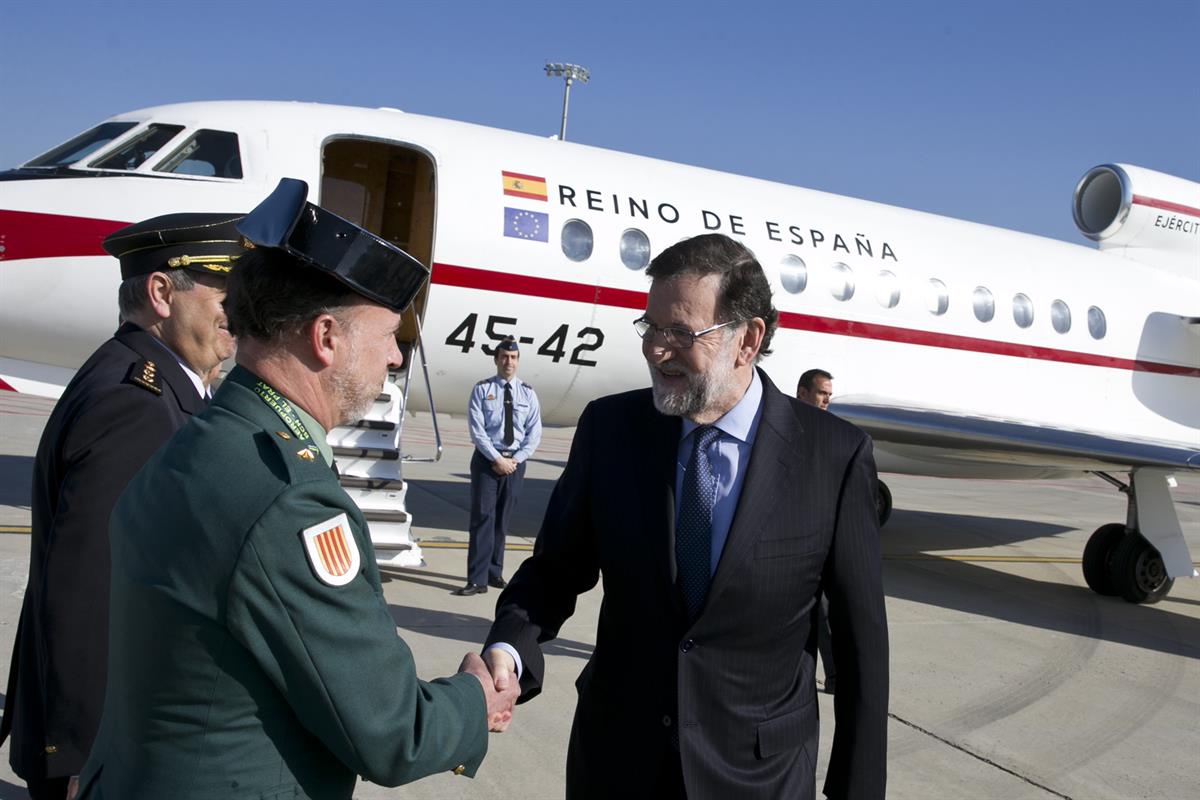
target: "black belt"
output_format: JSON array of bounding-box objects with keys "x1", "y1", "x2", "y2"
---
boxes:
[{"x1": 498, "y1": 450, "x2": 517, "y2": 457}]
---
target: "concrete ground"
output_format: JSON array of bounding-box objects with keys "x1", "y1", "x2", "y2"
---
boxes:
[{"x1": 0, "y1": 392, "x2": 1197, "y2": 799}]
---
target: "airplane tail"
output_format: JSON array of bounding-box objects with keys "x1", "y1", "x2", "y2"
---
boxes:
[{"x1": 1073, "y1": 163, "x2": 1200, "y2": 280}]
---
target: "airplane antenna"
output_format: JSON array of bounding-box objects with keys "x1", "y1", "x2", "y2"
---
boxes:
[{"x1": 544, "y1": 62, "x2": 589, "y2": 141}]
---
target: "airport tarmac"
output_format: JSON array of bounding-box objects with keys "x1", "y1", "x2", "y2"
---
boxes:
[{"x1": 0, "y1": 391, "x2": 1197, "y2": 799}]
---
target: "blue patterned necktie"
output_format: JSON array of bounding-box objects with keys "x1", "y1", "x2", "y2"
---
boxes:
[{"x1": 677, "y1": 425, "x2": 721, "y2": 620}]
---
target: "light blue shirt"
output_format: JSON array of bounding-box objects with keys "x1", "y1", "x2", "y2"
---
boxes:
[
  {"x1": 675, "y1": 369, "x2": 763, "y2": 576},
  {"x1": 467, "y1": 375, "x2": 542, "y2": 462}
]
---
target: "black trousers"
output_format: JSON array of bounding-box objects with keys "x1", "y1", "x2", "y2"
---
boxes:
[{"x1": 467, "y1": 450, "x2": 525, "y2": 585}]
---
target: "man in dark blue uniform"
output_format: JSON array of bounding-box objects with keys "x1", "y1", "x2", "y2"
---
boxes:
[
  {"x1": 76, "y1": 180, "x2": 514, "y2": 799},
  {"x1": 455, "y1": 338, "x2": 542, "y2": 596},
  {"x1": 0, "y1": 213, "x2": 244, "y2": 799}
]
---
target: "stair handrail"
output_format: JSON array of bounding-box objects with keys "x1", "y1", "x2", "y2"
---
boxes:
[{"x1": 397, "y1": 312, "x2": 443, "y2": 463}]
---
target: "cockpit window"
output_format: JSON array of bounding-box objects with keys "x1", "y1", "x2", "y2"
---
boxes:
[
  {"x1": 89, "y1": 124, "x2": 184, "y2": 171},
  {"x1": 25, "y1": 122, "x2": 138, "y2": 167},
  {"x1": 154, "y1": 129, "x2": 242, "y2": 179}
]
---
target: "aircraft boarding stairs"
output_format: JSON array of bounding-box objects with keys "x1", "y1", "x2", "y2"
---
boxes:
[{"x1": 325, "y1": 326, "x2": 442, "y2": 568}]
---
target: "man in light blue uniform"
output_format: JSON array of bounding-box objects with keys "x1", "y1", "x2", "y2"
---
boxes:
[{"x1": 455, "y1": 338, "x2": 542, "y2": 596}]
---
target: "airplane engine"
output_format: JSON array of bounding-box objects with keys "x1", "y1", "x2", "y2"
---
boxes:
[{"x1": 1072, "y1": 163, "x2": 1200, "y2": 278}]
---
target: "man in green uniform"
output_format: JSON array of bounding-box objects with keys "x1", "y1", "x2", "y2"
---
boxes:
[{"x1": 78, "y1": 179, "x2": 515, "y2": 799}]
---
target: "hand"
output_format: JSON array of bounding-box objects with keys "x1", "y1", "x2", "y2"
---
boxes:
[
  {"x1": 491, "y1": 457, "x2": 517, "y2": 476},
  {"x1": 459, "y1": 651, "x2": 519, "y2": 732},
  {"x1": 484, "y1": 647, "x2": 517, "y2": 697},
  {"x1": 67, "y1": 776, "x2": 79, "y2": 800}
]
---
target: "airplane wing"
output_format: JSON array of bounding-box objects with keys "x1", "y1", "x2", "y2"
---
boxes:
[{"x1": 830, "y1": 401, "x2": 1200, "y2": 473}]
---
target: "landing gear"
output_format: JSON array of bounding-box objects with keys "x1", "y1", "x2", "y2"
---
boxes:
[
  {"x1": 875, "y1": 480, "x2": 892, "y2": 527},
  {"x1": 1083, "y1": 470, "x2": 1183, "y2": 605}
]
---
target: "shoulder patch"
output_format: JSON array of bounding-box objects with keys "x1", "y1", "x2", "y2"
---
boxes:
[
  {"x1": 125, "y1": 359, "x2": 162, "y2": 395},
  {"x1": 301, "y1": 512, "x2": 361, "y2": 586}
]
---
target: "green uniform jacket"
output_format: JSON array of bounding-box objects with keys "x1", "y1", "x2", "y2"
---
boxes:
[{"x1": 77, "y1": 367, "x2": 487, "y2": 799}]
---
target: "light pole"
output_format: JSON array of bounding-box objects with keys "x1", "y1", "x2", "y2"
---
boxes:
[{"x1": 545, "y1": 62, "x2": 589, "y2": 141}]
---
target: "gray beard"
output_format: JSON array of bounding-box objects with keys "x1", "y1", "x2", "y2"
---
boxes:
[
  {"x1": 330, "y1": 348, "x2": 383, "y2": 426},
  {"x1": 648, "y1": 343, "x2": 737, "y2": 419}
]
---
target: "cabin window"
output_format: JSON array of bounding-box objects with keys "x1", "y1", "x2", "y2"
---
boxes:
[
  {"x1": 1050, "y1": 300, "x2": 1071, "y2": 334},
  {"x1": 1012, "y1": 293, "x2": 1034, "y2": 328},
  {"x1": 972, "y1": 287, "x2": 995, "y2": 322},
  {"x1": 1088, "y1": 306, "x2": 1107, "y2": 340},
  {"x1": 875, "y1": 270, "x2": 900, "y2": 308},
  {"x1": 154, "y1": 129, "x2": 242, "y2": 178},
  {"x1": 830, "y1": 263, "x2": 855, "y2": 301},
  {"x1": 926, "y1": 279, "x2": 949, "y2": 315},
  {"x1": 561, "y1": 219, "x2": 593, "y2": 262},
  {"x1": 779, "y1": 255, "x2": 807, "y2": 294},
  {"x1": 25, "y1": 121, "x2": 138, "y2": 167},
  {"x1": 619, "y1": 228, "x2": 651, "y2": 270},
  {"x1": 90, "y1": 124, "x2": 185, "y2": 171}
]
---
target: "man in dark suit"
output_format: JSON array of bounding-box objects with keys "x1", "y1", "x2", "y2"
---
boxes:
[
  {"x1": 483, "y1": 234, "x2": 888, "y2": 799},
  {"x1": 0, "y1": 213, "x2": 244, "y2": 800}
]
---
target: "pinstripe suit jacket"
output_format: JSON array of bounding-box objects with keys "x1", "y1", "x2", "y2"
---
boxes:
[{"x1": 486, "y1": 369, "x2": 888, "y2": 800}]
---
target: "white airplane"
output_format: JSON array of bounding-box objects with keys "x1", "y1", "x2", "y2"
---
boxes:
[{"x1": 1, "y1": 101, "x2": 1196, "y2": 602}]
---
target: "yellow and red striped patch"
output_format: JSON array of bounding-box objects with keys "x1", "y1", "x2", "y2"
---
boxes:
[
  {"x1": 301, "y1": 513, "x2": 361, "y2": 587},
  {"x1": 501, "y1": 170, "x2": 548, "y2": 201}
]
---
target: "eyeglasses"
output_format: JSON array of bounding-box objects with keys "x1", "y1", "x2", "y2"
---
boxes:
[{"x1": 632, "y1": 317, "x2": 743, "y2": 350}]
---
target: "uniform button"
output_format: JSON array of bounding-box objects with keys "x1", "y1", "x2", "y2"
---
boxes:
[
  {"x1": 680, "y1": 639, "x2": 694, "y2": 653},
  {"x1": 452, "y1": 764, "x2": 466, "y2": 776},
  {"x1": 661, "y1": 715, "x2": 672, "y2": 727},
  {"x1": 44, "y1": 745, "x2": 58, "y2": 754}
]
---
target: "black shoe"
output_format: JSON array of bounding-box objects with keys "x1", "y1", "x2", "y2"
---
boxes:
[
  {"x1": 488, "y1": 577, "x2": 508, "y2": 589},
  {"x1": 823, "y1": 677, "x2": 836, "y2": 695},
  {"x1": 452, "y1": 583, "x2": 488, "y2": 596}
]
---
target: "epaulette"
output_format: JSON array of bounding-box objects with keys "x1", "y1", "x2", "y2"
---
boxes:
[
  {"x1": 125, "y1": 359, "x2": 162, "y2": 396},
  {"x1": 262, "y1": 427, "x2": 331, "y2": 485},
  {"x1": 475, "y1": 378, "x2": 491, "y2": 386},
  {"x1": 522, "y1": 382, "x2": 533, "y2": 391}
]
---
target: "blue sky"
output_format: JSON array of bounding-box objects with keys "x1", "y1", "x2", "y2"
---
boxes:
[{"x1": 1, "y1": 0, "x2": 1195, "y2": 244}]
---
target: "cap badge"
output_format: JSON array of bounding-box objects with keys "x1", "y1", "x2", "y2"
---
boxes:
[{"x1": 301, "y1": 512, "x2": 360, "y2": 586}]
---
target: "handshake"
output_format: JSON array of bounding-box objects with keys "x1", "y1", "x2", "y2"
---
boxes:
[{"x1": 459, "y1": 649, "x2": 520, "y2": 732}]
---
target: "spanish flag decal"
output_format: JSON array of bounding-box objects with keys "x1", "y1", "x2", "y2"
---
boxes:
[
  {"x1": 502, "y1": 171, "x2": 548, "y2": 201},
  {"x1": 302, "y1": 512, "x2": 361, "y2": 587}
]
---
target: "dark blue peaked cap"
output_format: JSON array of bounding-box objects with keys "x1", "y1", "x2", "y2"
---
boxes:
[{"x1": 236, "y1": 178, "x2": 430, "y2": 312}]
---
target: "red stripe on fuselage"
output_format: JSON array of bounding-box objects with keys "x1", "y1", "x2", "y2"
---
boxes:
[
  {"x1": 430, "y1": 261, "x2": 1200, "y2": 378},
  {"x1": 2, "y1": 209, "x2": 1194, "y2": 379},
  {"x1": 1132, "y1": 195, "x2": 1200, "y2": 218},
  {"x1": 0, "y1": 210, "x2": 129, "y2": 262}
]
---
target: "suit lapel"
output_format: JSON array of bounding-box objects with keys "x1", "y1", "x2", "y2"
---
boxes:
[
  {"x1": 704, "y1": 372, "x2": 803, "y2": 612},
  {"x1": 643, "y1": 399, "x2": 684, "y2": 616},
  {"x1": 116, "y1": 323, "x2": 207, "y2": 415}
]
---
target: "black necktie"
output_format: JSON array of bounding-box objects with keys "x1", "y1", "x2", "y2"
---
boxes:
[
  {"x1": 502, "y1": 383, "x2": 514, "y2": 446},
  {"x1": 677, "y1": 425, "x2": 721, "y2": 620}
]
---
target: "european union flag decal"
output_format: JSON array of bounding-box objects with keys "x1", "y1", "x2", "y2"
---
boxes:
[{"x1": 504, "y1": 207, "x2": 549, "y2": 242}]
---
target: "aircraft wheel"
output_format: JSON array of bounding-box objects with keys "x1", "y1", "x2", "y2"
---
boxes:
[
  {"x1": 1109, "y1": 532, "x2": 1174, "y2": 605},
  {"x1": 1081, "y1": 523, "x2": 1125, "y2": 596},
  {"x1": 876, "y1": 480, "x2": 893, "y2": 527}
]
